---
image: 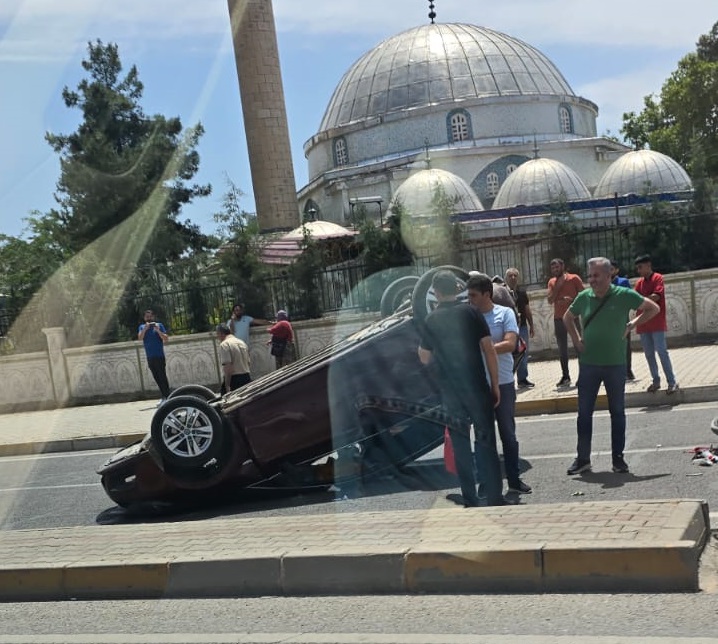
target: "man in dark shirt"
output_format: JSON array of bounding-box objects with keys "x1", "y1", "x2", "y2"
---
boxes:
[
  {"x1": 504, "y1": 267, "x2": 535, "y2": 388},
  {"x1": 418, "y1": 270, "x2": 505, "y2": 507}
]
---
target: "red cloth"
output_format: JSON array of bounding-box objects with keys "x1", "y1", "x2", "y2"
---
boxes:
[
  {"x1": 634, "y1": 272, "x2": 667, "y2": 333},
  {"x1": 547, "y1": 272, "x2": 584, "y2": 319},
  {"x1": 443, "y1": 427, "x2": 457, "y2": 475},
  {"x1": 268, "y1": 319, "x2": 294, "y2": 342}
]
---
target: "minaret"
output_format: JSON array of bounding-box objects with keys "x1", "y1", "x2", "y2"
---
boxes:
[{"x1": 227, "y1": 0, "x2": 299, "y2": 232}]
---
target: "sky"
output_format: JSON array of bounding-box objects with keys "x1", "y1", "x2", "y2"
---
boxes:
[{"x1": 0, "y1": 0, "x2": 714, "y2": 240}]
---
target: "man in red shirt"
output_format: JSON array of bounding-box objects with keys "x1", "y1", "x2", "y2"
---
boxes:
[
  {"x1": 547, "y1": 258, "x2": 584, "y2": 387},
  {"x1": 634, "y1": 254, "x2": 678, "y2": 394}
]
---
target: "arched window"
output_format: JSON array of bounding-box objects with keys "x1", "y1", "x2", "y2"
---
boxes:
[
  {"x1": 446, "y1": 109, "x2": 473, "y2": 142},
  {"x1": 486, "y1": 172, "x2": 500, "y2": 197},
  {"x1": 559, "y1": 105, "x2": 573, "y2": 134},
  {"x1": 333, "y1": 137, "x2": 348, "y2": 166},
  {"x1": 506, "y1": 164, "x2": 518, "y2": 176}
]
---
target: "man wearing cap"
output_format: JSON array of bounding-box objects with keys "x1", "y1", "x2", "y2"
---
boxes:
[{"x1": 633, "y1": 254, "x2": 679, "y2": 394}]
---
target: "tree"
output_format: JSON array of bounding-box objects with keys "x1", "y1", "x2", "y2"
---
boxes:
[
  {"x1": 542, "y1": 195, "x2": 581, "y2": 278},
  {"x1": 44, "y1": 40, "x2": 212, "y2": 259},
  {"x1": 13, "y1": 40, "x2": 217, "y2": 345},
  {"x1": 621, "y1": 21, "x2": 718, "y2": 178},
  {"x1": 212, "y1": 178, "x2": 269, "y2": 317}
]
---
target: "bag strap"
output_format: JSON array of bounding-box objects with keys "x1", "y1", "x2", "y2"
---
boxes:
[{"x1": 582, "y1": 290, "x2": 612, "y2": 331}]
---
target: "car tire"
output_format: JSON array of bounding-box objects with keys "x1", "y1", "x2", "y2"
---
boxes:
[
  {"x1": 168, "y1": 384, "x2": 221, "y2": 402},
  {"x1": 379, "y1": 275, "x2": 419, "y2": 318},
  {"x1": 411, "y1": 265, "x2": 470, "y2": 323},
  {"x1": 150, "y1": 396, "x2": 227, "y2": 470}
]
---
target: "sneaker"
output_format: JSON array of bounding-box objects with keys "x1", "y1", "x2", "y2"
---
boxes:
[
  {"x1": 612, "y1": 455, "x2": 630, "y2": 473},
  {"x1": 508, "y1": 479, "x2": 532, "y2": 494},
  {"x1": 517, "y1": 379, "x2": 535, "y2": 388},
  {"x1": 667, "y1": 383, "x2": 679, "y2": 394},
  {"x1": 646, "y1": 382, "x2": 660, "y2": 393},
  {"x1": 566, "y1": 458, "x2": 591, "y2": 475},
  {"x1": 556, "y1": 376, "x2": 571, "y2": 388},
  {"x1": 156, "y1": 398, "x2": 167, "y2": 407},
  {"x1": 626, "y1": 370, "x2": 636, "y2": 381}
]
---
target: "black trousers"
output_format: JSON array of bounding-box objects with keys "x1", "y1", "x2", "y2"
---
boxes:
[
  {"x1": 221, "y1": 372, "x2": 251, "y2": 394},
  {"x1": 147, "y1": 356, "x2": 171, "y2": 398}
]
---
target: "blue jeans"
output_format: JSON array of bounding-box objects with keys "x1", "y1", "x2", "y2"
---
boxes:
[
  {"x1": 493, "y1": 383, "x2": 520, "y2": 484},
  {"x1": 639, "y1": 331, "x2": 676, "y2": 387},
  {"x1": 516, "y1": 325, "x2": 530, "y2": 382},
  {"x1": 576, "y1": 363, "x2": 627, "y2": 461}
]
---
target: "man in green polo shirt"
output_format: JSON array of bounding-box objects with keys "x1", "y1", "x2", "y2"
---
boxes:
[{"x1": 563, "y1": 257, "x2": 659, "y2": 476}]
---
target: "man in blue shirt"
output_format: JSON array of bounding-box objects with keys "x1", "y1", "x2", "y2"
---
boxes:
[
  {"x1": 468, "y1": 272, "x2": 532, "y2": 495},
  {"x1": 138, "y1": 309, "x2": 171, "y2": 402},
  {"x1": 610, "y1": 260, "x2": 635, "y2": 380},
  {"x1": 227, "y1": 303, "x2": 270, "y2": 345}
]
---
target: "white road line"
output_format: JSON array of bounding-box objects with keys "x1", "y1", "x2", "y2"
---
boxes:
[{"x1": 0, "y1": 483, "x2": 97, "y2": 494}]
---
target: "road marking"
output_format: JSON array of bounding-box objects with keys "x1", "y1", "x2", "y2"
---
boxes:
[
  {"x1": 0, "y1": 449, "x2": 115, "y2": 463},
  {"x1": 0, "y1": 483, "x2": 97, "y2": 494}
]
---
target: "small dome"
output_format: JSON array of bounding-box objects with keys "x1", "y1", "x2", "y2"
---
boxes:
[
  {"x1": 391, "y1": 168, "x2": 484, "y2": 216},
  {"x1": 320, "y1": 23, "x2": 575, "y2": 131},
  {"x1": 492, "y1": 158, "x2": 591, "y2": 208},
  {"x1": 390, "y1": 168, "x2": 482, "y2": 254},
  {"x1": 283, "y1": 220, "x2": 356, "y2": 241},
  {"x1": 593, "y1": 150, "x2": 692, "y2": 198}
]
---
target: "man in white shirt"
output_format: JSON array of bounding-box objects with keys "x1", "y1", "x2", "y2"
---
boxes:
[
  {"x1": 467, "y1": 273, "x2": 532, "y2": 495},
  {"x1": 216, "y1": 323, "x2": 251, "y2": 394}
]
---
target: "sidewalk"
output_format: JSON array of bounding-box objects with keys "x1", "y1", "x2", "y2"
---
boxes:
[
  {"x1": 0, "y1": 344, "x2": 716, "y2": 600},
  {"x1": 0, "y1": 344, "x2": 716, "y2": 457}
]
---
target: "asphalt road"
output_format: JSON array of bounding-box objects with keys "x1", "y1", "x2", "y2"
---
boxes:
[{"x1": 1, "y1": 401, "x2": 717, "y2": 530}]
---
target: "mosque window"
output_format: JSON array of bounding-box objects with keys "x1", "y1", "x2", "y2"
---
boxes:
[
  {"x1": 447, "y1": 109, "x2": 473, "y2": 142},
  {"x1": 559, "y1": 105, "x2": 573, "y2": 134},
  {"x1": 506, "y1": 164, "x2": 518, "y2": 176},
  {"x1": 333, "y1": 137, "x2": 348, "y2": 166},
  {"x1": 486, "y1": 172, "x2": 500, "y2": 197}
]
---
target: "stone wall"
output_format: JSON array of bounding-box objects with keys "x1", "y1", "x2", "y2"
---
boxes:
[
  {"x1": 1, "y1": 267, "x2": 716, "y2": 412},
  {"x1": 0, "y1": 312, "x2": 376, "y2": 413}
]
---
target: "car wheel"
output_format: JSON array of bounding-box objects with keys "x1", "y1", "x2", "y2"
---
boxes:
[
  {"x1": 150, "y1": 396, "x2": 227, "y2": 470},
  {"x1": 711, "y1": 417, "x2": 718, "y2": 435},
  {"x1": 168, "y1": 384, "x2": 221, "y2": 402},
  {"x1": 411, "y1": 265, "x2": 470, "y2": 324},
  {"x1": 379, "y1": 275, "x2": 419, "y2": 318}
]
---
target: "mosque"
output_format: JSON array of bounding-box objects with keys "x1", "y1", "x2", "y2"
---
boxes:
[
  {"x1": 228, "y1": 1, "x2": 693, "y2": 252},
  {"x1": 296, "y1": 4, "x2": 693, "y2": 246}
]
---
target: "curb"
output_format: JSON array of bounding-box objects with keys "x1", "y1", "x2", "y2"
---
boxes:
[
  {"x1": 0, "y1": 433, "x2": 143, "y2": 458},
  {"x1": 0, "y1": 501, "x2": 709, "y2": 601}
]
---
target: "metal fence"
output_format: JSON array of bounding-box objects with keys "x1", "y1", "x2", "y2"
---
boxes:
[{"x1": 2, "y1": 211, "x2": 716, "y2": 342}]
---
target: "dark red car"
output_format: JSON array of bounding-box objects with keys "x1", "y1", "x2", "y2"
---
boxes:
[{"x1": 97, "y1": 266, "x2": 467, "y2": 509}]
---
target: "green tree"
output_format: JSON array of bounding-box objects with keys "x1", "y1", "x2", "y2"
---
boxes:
[
  {"x1": 290, "y1": 226, "x2": 324, "y2": 318},
  {"x1": 212, "y1": 179, "x2": 269, "y2": 317},
  {"x1": 542, "y1": 195, "x2": 581, "y2": 278},
  {"x1": 16, "y1": 40, "x2": 217, "y2": 345},
  {"x1": 44, "y1": 40, "x2": 212, "y2": 259},
  {"x1": 621, "y1": 21, "x2": 718, "y2": 178}
]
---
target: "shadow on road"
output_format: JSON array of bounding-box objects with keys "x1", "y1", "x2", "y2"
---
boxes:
[{"x1": 576, "y1": 470, "x2": 671, "y2": 489}]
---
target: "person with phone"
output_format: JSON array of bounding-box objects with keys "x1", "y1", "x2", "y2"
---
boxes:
[{"x1": 138, "y1": 309, "x2": 171, "y2": 403}]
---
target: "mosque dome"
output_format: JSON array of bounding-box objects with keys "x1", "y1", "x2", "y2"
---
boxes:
[
  {"x1": 492, "y1": 157, "x2": 591, "y2": 208},
  {"x1": 391, "y1": 168, "x2": 484, "y2": 216},
  {"x1": 391, "y1": 168, "x2": 483, "y2": 254},
  {"x1": 593, "y1": 149, "x2": 693, "y2": 198},
  {"x1": 319, "y1": 23, "x2": 575, "y2": 131}
]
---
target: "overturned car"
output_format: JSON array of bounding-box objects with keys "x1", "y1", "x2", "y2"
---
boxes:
[{"x1": 98, "y1": 266, "x2": 466, "y2": 509}]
